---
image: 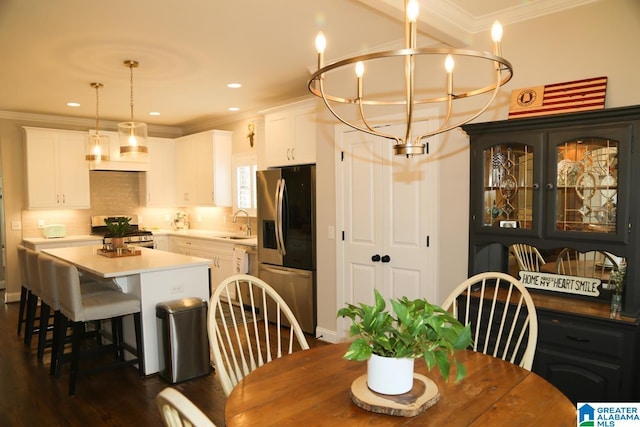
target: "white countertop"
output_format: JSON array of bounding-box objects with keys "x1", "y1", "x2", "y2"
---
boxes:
[
  {"x1": 22, "y1": 234, "x2": 102, "y2": 244},
  {"x1": 24, "y1": 229, "x2": 257, "y2": 247},
  {"x1": 154, "y1": 229, "x2": 257, "y2": 246},
  {"x1": 42, "y1": 245, "x2": 212, "y2": 278}
]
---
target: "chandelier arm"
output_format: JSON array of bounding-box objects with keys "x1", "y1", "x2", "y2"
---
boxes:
[
  {"x1": 308, "y1": 49, "x2": 512, "y2": 106},
  {"x1": 415, "y1": 65, "x2": 505, "y2": 142},
  {"x1": 315, "y1": 78, "x2": 401, "y2": 143}
]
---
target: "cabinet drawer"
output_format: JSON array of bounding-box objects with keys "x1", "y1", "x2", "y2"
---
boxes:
[{"x1": 538, "y1": 317, "x2": 625, "y2": 359}]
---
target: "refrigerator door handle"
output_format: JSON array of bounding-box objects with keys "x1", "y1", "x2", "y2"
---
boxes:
[
  {"x1": 276, "y1": 178, "x2": 287, "y2": 256},
  {"x1": 261, "y1": 265, "x2": 311, "y2": 279}
]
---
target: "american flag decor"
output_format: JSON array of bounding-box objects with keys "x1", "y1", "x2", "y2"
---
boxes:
[{"x1": 508, "y1": 76, "x2": 607, "y2": 119}]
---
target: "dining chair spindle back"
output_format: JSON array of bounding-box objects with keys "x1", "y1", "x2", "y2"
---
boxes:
[
  {"x1": 442, "y1": 272, "x2": 538, "y2": 370},
  {"x1": 156, "y1": 387, "x2": 216, "y2": 427},
  {"x1": 207, "y1": 274, "x2": 309, "y2": 397}
]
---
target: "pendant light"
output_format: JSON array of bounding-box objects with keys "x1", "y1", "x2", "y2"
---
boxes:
[
  {"x1": 85, "y1": 82, "x2": 110, "y2": 163},
  {"x1": 118, "y1": 60, "x2": 148, "y2": 157}
]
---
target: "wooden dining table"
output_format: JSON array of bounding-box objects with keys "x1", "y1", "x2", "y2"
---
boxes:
[{"x1": 225, "y1": 342, "x2": 577, "y2": 426}]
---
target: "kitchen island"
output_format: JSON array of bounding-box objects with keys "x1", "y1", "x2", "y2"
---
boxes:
[{"x1": 42, "y1": 245, "x2": 211, "y2": 375}]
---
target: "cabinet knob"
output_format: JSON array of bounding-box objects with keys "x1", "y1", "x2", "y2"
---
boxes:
[
  {"x1": 532, "y1": 183, "x2": 540, "y2": 190},
  {"x1": 545, "y1": 183, "x2": 554, "y2": 190},
  {"x1": 381, "y1": 255, "x2": 391, "y2": 263},
  {"x1": 371, "y1": 254, "x2": 381, "y2": 262}
]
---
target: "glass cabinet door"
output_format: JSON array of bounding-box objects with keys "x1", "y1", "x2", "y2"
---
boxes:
[
  {"x1": 473, "y1": 131, "x2": 543, "y2": 236},
  {"x1": 482, "y1": 144, "x2": 534, "y2": 229},
  {"x1": 546, "y1": 125, "x2": 631, "y2": 243}
]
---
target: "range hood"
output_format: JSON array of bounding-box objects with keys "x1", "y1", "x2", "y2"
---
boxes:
[{"x1": 88, "y1": 130, "x2": 150, "y2": 171}]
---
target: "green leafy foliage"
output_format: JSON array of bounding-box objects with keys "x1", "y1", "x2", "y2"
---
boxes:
[
  {"x1": 337, "y1": 289, "x2": 472, "y2": 382},
  {"x1": 104, "y1": 217, "x2": 132, "y2": 237}
]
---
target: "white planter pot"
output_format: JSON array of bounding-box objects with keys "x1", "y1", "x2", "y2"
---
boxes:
[{"x1": 367, "y1": 354, "x2": 415, "y2": 395}]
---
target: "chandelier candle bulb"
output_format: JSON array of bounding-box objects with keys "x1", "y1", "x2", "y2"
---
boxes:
[
  {"x1": 492, "y1": 21, "x2": 503, "y2": 57},
  {"x1": 315, "y1": 31, "x2": 326, "y2": 69}
]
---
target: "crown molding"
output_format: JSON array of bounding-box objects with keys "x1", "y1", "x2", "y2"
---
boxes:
[{"x1": 0, "y1": 110, "x2": 183, "y2": 137}]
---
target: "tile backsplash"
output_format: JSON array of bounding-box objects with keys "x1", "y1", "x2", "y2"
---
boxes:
[{"x1": 21, "y1": 171, "x2": 254, "y2": 238}]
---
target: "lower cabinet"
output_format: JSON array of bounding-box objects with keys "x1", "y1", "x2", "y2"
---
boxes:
[
  {"x1": 168, "y1": 236, "x2": 234, "y2": 295},
  {"x1": 533, "y1": 310, "x2": 639, "y2": 403}
]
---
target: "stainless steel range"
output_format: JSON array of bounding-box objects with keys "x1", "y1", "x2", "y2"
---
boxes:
[{"x1": 90, "y1": 214, "x2": 155, "y2": 248}]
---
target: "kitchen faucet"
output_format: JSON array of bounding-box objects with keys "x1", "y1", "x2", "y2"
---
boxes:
[{"x1": 232, "y1": 209, "x2": 252, "y2": 236}]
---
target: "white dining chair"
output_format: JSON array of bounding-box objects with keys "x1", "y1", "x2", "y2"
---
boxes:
[
  {"x1": 511, "y1": 244, "x2": 546, "y2": 272},
  {"x1": 156, "y1": 387, "x2": 216, "y2": 427},
  {"x1": 555, "y1": 249, "x2": 620, "y2": 286},
  {"x1": 207, "y1": 274, "x2": 309, "y2": 397},
  {"x1": 442, "y1": 272, "x2": 538, "y2": 371}
]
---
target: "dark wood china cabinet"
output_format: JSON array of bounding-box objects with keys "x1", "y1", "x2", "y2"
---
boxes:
[{"x1": 463, "y1": 105, "x2": 640, "y2": 403}]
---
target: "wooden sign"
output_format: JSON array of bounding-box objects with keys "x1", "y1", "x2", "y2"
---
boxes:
[
  {"x1": 519, "y1": 271, "x2": 601, "y2": 297},
  {"x1": 508, "y1": 76, "x2": 607, "y2": 119}
]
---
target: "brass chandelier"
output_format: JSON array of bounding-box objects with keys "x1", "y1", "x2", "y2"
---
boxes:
[
  {"x1": 308, "y1": 0, "x2": 513, "y2": 156},
  {"x1": 118, "y1": 60, "x2": 148, "y2": 157}
]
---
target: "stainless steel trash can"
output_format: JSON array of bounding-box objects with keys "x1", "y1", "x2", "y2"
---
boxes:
[{"x1": 156, "y1": 297, "x2": 211, "y2": 384}]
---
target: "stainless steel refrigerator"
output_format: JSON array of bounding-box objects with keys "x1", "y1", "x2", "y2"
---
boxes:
[{"x1": 256, "y1": 165, "x2": 316, "y2": 334}]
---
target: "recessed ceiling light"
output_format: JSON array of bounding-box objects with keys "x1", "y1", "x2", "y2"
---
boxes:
[
  {"x1": 227, "y1": 83, "x2": 242, "y2": 89},
  {"x1": 149, "y1": 112, "x2": 160, "y2": 116},
  {"x1": 67, "y1": 102, "x2": 80, "y2": 107},
  {"x1": 228, "y1": 107, "x2": 240, "y2": 112}
]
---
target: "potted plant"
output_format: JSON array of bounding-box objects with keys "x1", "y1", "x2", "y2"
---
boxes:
[
  {"x1": 337, "y1": 289, "x2": 472, "y2": 395},
  {"x1": 104, "y1": 217, "x2": 132, "y2": 248}
]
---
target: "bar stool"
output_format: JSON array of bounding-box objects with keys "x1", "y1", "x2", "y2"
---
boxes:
[
  {"x1": 16, "y1": 245, "x2": 31, "y2": 337},
  {"x1": 24, "y1": 248, "x2": 50, "y2": 348},
  {"x1": 38, "y1": 255, "x2": 122, "y2": 373},
  {"x1": 53, "y1": 257, "x2": 144, "y2": 395}
]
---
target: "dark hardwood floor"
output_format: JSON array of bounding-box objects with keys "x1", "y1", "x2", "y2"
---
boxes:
[{"x1": 0, "y1": 292, "x2": 325, "y2": 426}]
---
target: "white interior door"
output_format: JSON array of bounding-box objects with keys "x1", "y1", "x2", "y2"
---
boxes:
[{"x1": 337, "y1": 120, "x2": 439, "y2": 339}]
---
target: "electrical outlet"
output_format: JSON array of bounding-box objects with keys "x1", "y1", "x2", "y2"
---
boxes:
[
  {"x1": 169, "y1": 284, "x2": 183, "y2": 294},
  {"x1": 38, "y1": 219, "x2": 46, "y2": 229},
  {"x1": 165, "y1": 214, "x2": 171, "y2": 222},
  {"x1": 11, "y1": 221, "x2": 21, "y2": 231}
]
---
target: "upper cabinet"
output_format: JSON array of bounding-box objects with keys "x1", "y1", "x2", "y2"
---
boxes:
[
  {"x1": 140, "y1": 137, "x2": 176, "y2": 207},
  {"x1": 463, "y1": 105, "x2": 640, "y2": 315},
  {"x1": 468, "y1": 123, "x2": 630, "y2": 244},
  {"x1": 175, "y1": 130, "x2": 232, "y2": 207},
  {"x1": 263, "y1": 99, "x2": 316, "y2": 167},
  {"x1": 23, "y1": 127, "x2": 90, "y2": 209}
]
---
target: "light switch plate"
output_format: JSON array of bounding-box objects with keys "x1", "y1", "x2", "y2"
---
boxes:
[{"x1": 11, "y1": 221, "x2": 21, "y2": 230}]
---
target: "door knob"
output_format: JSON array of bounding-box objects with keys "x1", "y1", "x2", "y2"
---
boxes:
[
  {"x1": 381, "y1": 255, "x2": 391, "y2": 263},
  {"x1": 371, "y1": 254, "x2": 381, "y2": 262}
]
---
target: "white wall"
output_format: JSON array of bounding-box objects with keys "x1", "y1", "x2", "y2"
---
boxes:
[{"x1": 313, "y1": 0, "x2": 640, "y2": 337}]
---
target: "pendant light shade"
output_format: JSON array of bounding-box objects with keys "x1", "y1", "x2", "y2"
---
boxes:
[
  {"x1": 119, "y1": 60, "x2": 148, "y2": 157},
  {"x1": 86, "y1": 82, "x2": 110, "y2": 162}
]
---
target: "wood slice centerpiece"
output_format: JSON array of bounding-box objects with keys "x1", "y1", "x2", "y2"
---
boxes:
[{"x1": 350, "y1": 373, "x2": 439, "y2": 417}]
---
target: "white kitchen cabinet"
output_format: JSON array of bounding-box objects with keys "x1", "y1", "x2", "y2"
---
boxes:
[
  {"x1": 202, "y1": 240, "x2": 234, "y2": 292},
  {"x1": 175, "y1": 130, "x2": 232, "y2": 206},
  {"x1": 264, "y1": 99, "x2": 316, "y2": 167},
  {"x1": 152, "y1": 235, "x2": 169, "y2": 251},
  {"x1": 168, "y1": 236, "x2": 234, "y2": 294},
  {"x1": 23, "y1": 127, "x2": 90, "y2": 209},
  {"x1": 139, "y1": 137, "x2": 176, "y2": 206}
]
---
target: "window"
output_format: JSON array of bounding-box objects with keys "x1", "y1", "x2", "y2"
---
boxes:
[{"x1": 232, "y1": 153, "x2": 257, "y2": 216}]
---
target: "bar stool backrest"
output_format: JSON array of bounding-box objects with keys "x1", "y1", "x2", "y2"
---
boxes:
[
  {"x1": 38, "y1": 253, "x2": 59, "y2": 310},
  {"x1": 26, "y1": 249, "x2": 42, "y2": 296},
  {"x1": 17, "y1": 245, "x2": 31, "y2": 290},
  {"x1": 53, "y1": 258, "x2": 85, "y2": 323}
]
